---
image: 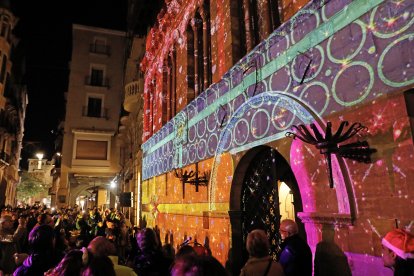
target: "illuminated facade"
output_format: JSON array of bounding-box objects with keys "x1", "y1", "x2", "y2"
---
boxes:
[
  {"x1": 0, "y1": 0, "x2": 27, "y2": 207},
  {"x1": 138, "y1": 0, "x2": 414, "y2": 274}
]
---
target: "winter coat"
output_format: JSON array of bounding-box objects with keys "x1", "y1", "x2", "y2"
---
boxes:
[{"x1": 240, "y1": 256, "x2": 285, "y2": 276}]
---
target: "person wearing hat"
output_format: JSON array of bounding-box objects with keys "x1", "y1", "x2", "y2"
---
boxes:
[{"x1": 382, "y1": 228, "x2": 414, "y2": 275}]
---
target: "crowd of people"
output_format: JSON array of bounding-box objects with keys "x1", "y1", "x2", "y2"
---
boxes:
[{"x1": 0, "y1": 204, "x2": 412, "y2": 276}]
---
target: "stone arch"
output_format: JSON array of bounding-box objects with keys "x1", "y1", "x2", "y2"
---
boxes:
[{"x1": 210, "y1": 91, "x2": 357, "y2": 272}]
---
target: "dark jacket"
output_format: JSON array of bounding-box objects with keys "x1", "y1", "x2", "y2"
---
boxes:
[
  {"x1": 278, "y1": 234, "x2": 312, "y2": 276},
  {"x1": 134, "y1": 249, "x2": 172, "y2": 276},
  {"x1": 13, "y1": 254, "x2": 54, "y2": 276},
  {"x1": 240, "y1": 256, "x2": 285, "y2": 276}
]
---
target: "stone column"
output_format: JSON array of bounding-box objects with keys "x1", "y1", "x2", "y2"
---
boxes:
[
  {"x1": 257, "y1": 0, "x2": 271, "y2": 40},
  {"x1": 242, "y1": 0, "x2": 254, "y2": 52}
]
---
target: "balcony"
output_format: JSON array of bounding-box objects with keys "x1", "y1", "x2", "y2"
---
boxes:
[
  {"x1": 0, "y1": 151, "x2": 10, "y2": 166},
  {"x1": 120, "y1": 115, "x2": 129, "y2": 125},
  {"x1": 124, "y1": 80, "x2": 142, "y2": 112}
]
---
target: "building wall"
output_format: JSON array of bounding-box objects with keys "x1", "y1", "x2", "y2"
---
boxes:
[
  {"x1": 60, "y1": 25, "x2": 126, "y2": 207},
  {"x1": 140, "y1": 0, "x2": 414, "y2": 274},
  {"x1": 0, "y1": 4, "x2": 26, "y2": 207}
]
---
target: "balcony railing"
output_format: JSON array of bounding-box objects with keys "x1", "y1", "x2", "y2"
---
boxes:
[
  {"x1": 89, "y1": 44, "x2": 110, "y2": 56},
  {"x1": 124, "y1": 80, "x2": 142, "y2": 112},
  {"x1": 82, "y1": 106, "x2": 109, "y2": 119},
  {"x1": 0, "y1": 151, "x2": 10, "y2": 166},
  {"x1": 84, "y1": 76, "x2": 110, "y2": 88}
]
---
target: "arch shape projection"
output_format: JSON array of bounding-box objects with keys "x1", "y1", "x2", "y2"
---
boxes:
[{"x1": 209, "y1": 91, "x2": 356, "y2": 217}]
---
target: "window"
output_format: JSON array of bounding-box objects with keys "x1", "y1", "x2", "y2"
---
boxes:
[
  {"x1": 75, "y1": 140, "x2": 108, "y2": 160},
  {"x1": 91, "y1": 37, "x2": 109, "y2": 55},
  {"x1": 87, "y1": 97, "x2": 102, "y2": 117},
  {"x1": 240, "y1": 0, "x2": 282, "y2": 51},
  {"x1": 0, "y1": 55, "x2": 7, "y2": 84},
  {"x1": 71, "y1": 130, "x2": 113, "y2": 167},
  {"x1": 0, "y1": 17, "x2": 10, "y2": 38},
  {"x1": 186, "y1": 24, "x2": 195, "y2": 103},
  {"x1": 91, "y1": 68, "x2": 104, "y2": 86}
]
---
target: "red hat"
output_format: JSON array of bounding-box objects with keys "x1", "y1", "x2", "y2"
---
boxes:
[{"x1": 382, "y1": 229, "x2": 414, "y2": 260}]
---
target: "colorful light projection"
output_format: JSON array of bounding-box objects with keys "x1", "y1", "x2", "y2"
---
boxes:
[
  {"x1": 142, "y1": 0, "x2": 414, "y2": 181},
  {"x1": 141, "y1": 154, "x2": 234, "y2": 264}
]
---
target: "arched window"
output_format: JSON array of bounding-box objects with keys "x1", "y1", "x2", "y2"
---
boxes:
[
  {"x1": 164, "y1": 48, "x2": 177, "y2": 121},
  {"x1": 186, "y1": 24, "x2": 195, "y2": 103},
  {"x1": 201, "y1": 1, "x2": 212, "y2": 88},
  {"x1": 240, "y1": 0, "x2": 282, "y2": 52},
  {"x1": 193, "y1": 11, "x2": 204, "y2": 97}
]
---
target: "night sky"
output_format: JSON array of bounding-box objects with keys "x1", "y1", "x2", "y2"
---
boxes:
[{"x1": 11, "y1": 0, "x2": 127, "y2": 165}]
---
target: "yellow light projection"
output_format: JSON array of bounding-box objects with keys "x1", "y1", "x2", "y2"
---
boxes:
[{"x1": 141, "y1": 153, "x2": 234, "y2": 264}]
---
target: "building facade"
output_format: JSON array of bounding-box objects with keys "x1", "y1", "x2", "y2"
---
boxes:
[
  {"x1": 59, "y1": 24, "x2": 126, "y2": 208},
  {"x1": 0, "y1": 0, "x2": 27, "y2": 207},
  {"x1": 117, "y1": 33, "x2": 146, "y2": 225},
  {"x1": 136, "y1": 0, "x2": 414, "y2": 274}
]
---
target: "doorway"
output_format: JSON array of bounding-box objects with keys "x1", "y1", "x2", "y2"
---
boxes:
[{"x1": 230, "y1": 145, "x2": 305, "y2": 271}]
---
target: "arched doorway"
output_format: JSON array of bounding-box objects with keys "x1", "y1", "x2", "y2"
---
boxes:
[{"x1": 229, "y1": 145, "x2": 305, "y2": 273}]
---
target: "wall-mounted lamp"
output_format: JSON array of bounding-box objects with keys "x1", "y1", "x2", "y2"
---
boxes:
[
  {"x1": 286, "y1": 121, "x2": 376, "y2": 188},
  {"x1": 174, "y1": 163, "x2": 210, "y2": 198}
]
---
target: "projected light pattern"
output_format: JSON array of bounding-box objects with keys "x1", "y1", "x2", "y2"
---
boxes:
[{"x1": 142, "y1": 0, "x2": 414, "y2": 181}]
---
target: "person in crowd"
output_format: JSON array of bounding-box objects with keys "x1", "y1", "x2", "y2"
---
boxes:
[
  {"x1": 382, "y1": 228, "x2": 414, "y2": 275},
  {"x1": 314, "y1": 225, "x2": 351, "y2": 276},
  {"x1": 117, "y1": 220, "x2": 131, "y2": 264},
  {"x1": 277, "y1": 219, "x2": 312, "y2": 276},
  {"x1": 44, "y1": 249, "x2": 85, "y2": 276},
  {"x1": 35, "y1": 213, "x2": 53, "y2": 227},
  {"x1": 77, "y1": 212, "x2": 92, "y2": 247},
  {"x1": 14, "y1": 224, "x2": 57, "y2": 276},
  {"x1": 82, "y1": 255, "x2": 116, "y2": 276},
  {"x1": 0, "y1": 215, "x2": 19, "y2": 274},
  {"x1": 171, "y1": 254, "x2": 228, "y2": 276},
  {"x1": 239, "y1": 229, "x2": 284, "y2": 276},
  {"x1": 14, "y1": 216, "x2": 28, "y2": 253},
  {"x1": 88, "y1": 236, "x2": 137, "y2": 276},
  {"x1": 133, "y1": 227, "x2": 172, "y2": 275}
]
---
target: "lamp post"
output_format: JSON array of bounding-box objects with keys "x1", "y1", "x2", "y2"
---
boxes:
[{"x1": 35, "y1": 152, "x2": 44, "y2": 170}]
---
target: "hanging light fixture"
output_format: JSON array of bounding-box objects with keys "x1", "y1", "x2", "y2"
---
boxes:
[
  {"x1": 174, "y1": 162, "x2": 210, "y2": 198},
  {"x1": 286, "y1": 121, "x2": 376, "y2": 188}
]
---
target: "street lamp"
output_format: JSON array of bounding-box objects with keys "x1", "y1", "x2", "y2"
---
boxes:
[
  {"x1": 35, "y1": 153, "x2": 44, "y2": 170},
  {"x1": 110, "y1": 180, "x2": 116, "y2": 189}
]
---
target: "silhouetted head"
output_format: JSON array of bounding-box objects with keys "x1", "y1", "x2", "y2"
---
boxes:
[
  {"x1": 246, "y1": 229, "x2": 270, "y2": 258},
  {"x1": 171, "y1": 254, "x2": 227, "y2": 276},
  {"x1": 46, "y1": 249, "x2": 84, "y2": 276},
  {"x1": 136, "y1": 228, "x2": 159, "y2": 252},
  {"x1": 88, "y1": 236, "x2": 116, "y2": 257},
  {"x1": 29, "y1": 224, "x2": 55, "y2": 253}
]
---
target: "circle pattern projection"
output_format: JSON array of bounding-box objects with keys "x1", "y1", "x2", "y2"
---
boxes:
[
  {"x1": 142, "y1": 0, "x2": 414, "y2": 180},
  {"x1": 209, "y1": 92, "x2": 313, "y2": 210},
  {"x1": 378, "y1": 33, "x2": 414, "y2": 87},
  {"x1": 370, "y1": 5, "x2": 414, "y2": 39}
]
